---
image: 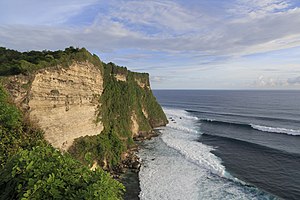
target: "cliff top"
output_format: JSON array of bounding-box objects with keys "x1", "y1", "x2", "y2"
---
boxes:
[
  {"x1": 0, "y1": 46, "x2": 149, "y2": 80},
  {"x1": 0, "y1": 46, "x2": 102, "y2": 76}
]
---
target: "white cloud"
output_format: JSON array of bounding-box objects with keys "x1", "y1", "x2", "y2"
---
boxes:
[
  {"x1": 253, "y1": 75, "x2": 286, "y2": 87},
  {"x1": 230, "y1": 0, "x2": 292, "y2": 18},
  {"x1": 103, "y1": 0, "x2": 213, "y2": 34},
  {"x1": 1, "y1": 0, "x2": 300, "y2": 89},
  {"x1": 252, "y1": 75, "x2": 300, "y2": 88},
  {"x1": 150, "y1": 76, "x2": 167, "y2": 83},
  {"x1": 1, "y1": 0, "x2": 300, "y2": 57},
  {"x1": 288, "y1": 76, "x2": 300, "y2": 84},
  {"x1": 0, "y1": 0, "x2": 98, "y2": 25}
]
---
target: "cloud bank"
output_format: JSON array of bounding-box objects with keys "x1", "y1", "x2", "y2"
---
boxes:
[{"x1": 0, "y1": 0, "x2": 300, "y2": 89}]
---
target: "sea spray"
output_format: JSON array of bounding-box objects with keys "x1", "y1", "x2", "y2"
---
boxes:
[
  {"x1": 138, "y1": 108, "x2": 273, "y2": 200},
  {"x1": 251, "y1": 124, "x2": 300, "y2": 136}
]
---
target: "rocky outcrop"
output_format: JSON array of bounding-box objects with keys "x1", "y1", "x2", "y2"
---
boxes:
[
  {"x1": 0, "y1": 46, "x2": 169, "y2": 181},
  {"x1": 142, "y1": 107, "x2": 149, "y2": 119},
  {"x1": 4, "y1": 58, "x2": 167, "y2": 157},
  {"x1": 6, "y1": 62, "x2": 103, "y2": 150},
  {"x1": 135, "y1": 78, "x2": 150, "y2": 89},
  {"x1": 114, "y1": 74, "x2": 127, "y2": 82},
  {"x1": 131, "y1": 112, "x2": 139, "y2": 137}
]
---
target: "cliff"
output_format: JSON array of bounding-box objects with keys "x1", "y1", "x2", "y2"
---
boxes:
[
  {"x1": 6, "y1": 62, "x2": 104, "y2": 151},
  {"x1": 1, "y1": 47, "x2": 168, "y2": 168},
  {"x1": 0, "y1": 81, "x2": 124, "y2": 199}
]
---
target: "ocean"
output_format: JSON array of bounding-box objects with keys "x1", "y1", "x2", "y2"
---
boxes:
[{"x1": 138, "y1": 90, "x2": 300, "y2": 200}]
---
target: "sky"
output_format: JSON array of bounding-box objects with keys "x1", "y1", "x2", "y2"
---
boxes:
[{"x1": 1, "y1": 0, "x2": 300, "y2": 89}]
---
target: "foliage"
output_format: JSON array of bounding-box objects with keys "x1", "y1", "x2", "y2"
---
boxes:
[
  {"x1": 0, "y1": 47, "x2": 167, "y2": 199},
  {"x1": 69, "y1": 62, "x2": 167, "y2": 168},
  {"x1": 0, "y1": 145, "x2": 124, "y2": 200},
  {"x1": 0, "y1": 46, "x2": 167, "y2": 199},
  {"x1": 0, "y1": 85, "x2": 21, "y2": 129},
  {"x1": 0, "y1": 46, "x2": 103, "y2": 76},
  {"x1": 0, "y1": 84, "x2": 44, "y2": 168},
  {"x1": 139, "y1": 86, "x2": 168, "y2": 127},
  {"x1": 109, "y1": 62, "x2": 128, "y2": 76},
  {"x1": 69, "y1": 130, "x2": 125, "y2": 167},
  {"x1": 0, "y1": 82, "x2": 124, "y2": 199}
]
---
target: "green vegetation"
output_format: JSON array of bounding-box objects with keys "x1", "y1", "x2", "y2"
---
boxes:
[
  {"x1": 69, "y1": 62, "x2": 167, "y2": 169},
  {"x1": 0, "y1": 82, "x2": 124, "y2": 199},
  {"x1": 0, "y1": 46, "x2": 167, "y2": 199},
  {"x1": 0, "y1": 46, "x2": 103, "y2": 76},
  {"x1": 0, "y1": 84, "x2": 44, "y2": 168},
  {"x1": 139, "y1": 86, "x2": 168, "y2": 127},
  {"x1": 0, "y1": 146, "x2": 124, "y2": 200}
]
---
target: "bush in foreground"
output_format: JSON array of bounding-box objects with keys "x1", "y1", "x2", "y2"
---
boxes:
[{"x1": 0, "y1": 145, "x2": 124, "y2": 200}]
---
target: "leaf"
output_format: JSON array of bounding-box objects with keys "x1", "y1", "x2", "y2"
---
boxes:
[{"x1": 26, "y1": 161, "x2": 34, "y2": 171}]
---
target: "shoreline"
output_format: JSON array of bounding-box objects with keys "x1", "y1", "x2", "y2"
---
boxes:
[
  {"x1": 119, "y1": 168, "x2": 141, "y2": 200},
  {"x1": 115, "y1": 130, "x2": 161, "y2": 200}
]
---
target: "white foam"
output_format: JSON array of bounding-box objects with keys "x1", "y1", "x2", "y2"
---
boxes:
[
  {"x1": 162, "y1": 108, "x2": 238, "y2": 181},
  {"x1": 251, "y1": 124, "x2": 300, "y2": 136},
  {"x1": 138, "y1": 137, "x2": 203, "y2": 200},
  {"x1": 164, "y1": 107, "x2": 199, "y2": 120},
  {"x1": 138, "y1": 108, "x2": 273, "y2": 200}
]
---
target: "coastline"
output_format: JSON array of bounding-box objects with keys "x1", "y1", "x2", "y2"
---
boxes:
[
  {"x1": 116, "y1": 130, "x2": 161, "y2": 200},
  {"x1": 119, "y1": 168, "x2": 141, "y2": 200}
]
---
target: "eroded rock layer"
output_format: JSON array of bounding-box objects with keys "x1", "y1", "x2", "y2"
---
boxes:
[
  {"x1": 5, "y1": 59, "x2": 168, "y2": 154},
  {"x1": 8, "y1": 62, "x2": 103, "y2": 150}
]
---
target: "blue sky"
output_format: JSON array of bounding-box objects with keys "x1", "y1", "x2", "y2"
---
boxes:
[{"x1": 1, "y1": 0, "x2": 300, "y2": 89}]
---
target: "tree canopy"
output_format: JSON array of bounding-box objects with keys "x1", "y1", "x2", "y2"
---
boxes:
[{"x1": 0, "y1": 46, "x2": 102, "y2": 76}]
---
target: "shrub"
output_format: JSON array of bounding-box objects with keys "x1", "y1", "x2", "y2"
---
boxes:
[
  {"x1": 0, "y1": 146, "x2": 124, "y2": 200},
  {"x1": 0, "y1": 84, "x2": 44, "y2": 168},
  {"x1": 69, "y1": 62, "x2": 167, "y2": 168},
  {"x1": 0, "y1": 47, "x2": 103, "y2": 76}
]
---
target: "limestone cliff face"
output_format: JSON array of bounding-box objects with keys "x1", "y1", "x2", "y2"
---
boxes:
[
  {"x1": 0, "y1": 46, "x2": 169, "y2": 171},
  {"x1": 7, "y1": 62, "x2": 103, "y2": 150},
  {"x1": 5, "y1": 60, "x2": 167, "y2": 153}
]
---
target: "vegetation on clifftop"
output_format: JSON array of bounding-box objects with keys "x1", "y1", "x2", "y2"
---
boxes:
[
  {"x1": 69, "y1": 62, "x2": 167, "y2": 169},
  {"x1": 0, "y1": 48, "x2": 126, "y2": 199},
  {"x1": 0, "y1": 46, "x2": 103, "y2": 76},
  {"x1": 0, "y1": 46, "x2": 167, "y2": 199},
  {"x1": 0, "y1": 83, "x2": 124, "y2": 199}
]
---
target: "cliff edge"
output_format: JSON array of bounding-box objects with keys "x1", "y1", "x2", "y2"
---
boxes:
[{"x1": 1, "y1": 47, "x2": 168, "y2": 168}]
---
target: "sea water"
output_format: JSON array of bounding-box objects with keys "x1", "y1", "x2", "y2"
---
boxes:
[{"x1": 138, "y1": 90, "x2": 300, "y2": 200}]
